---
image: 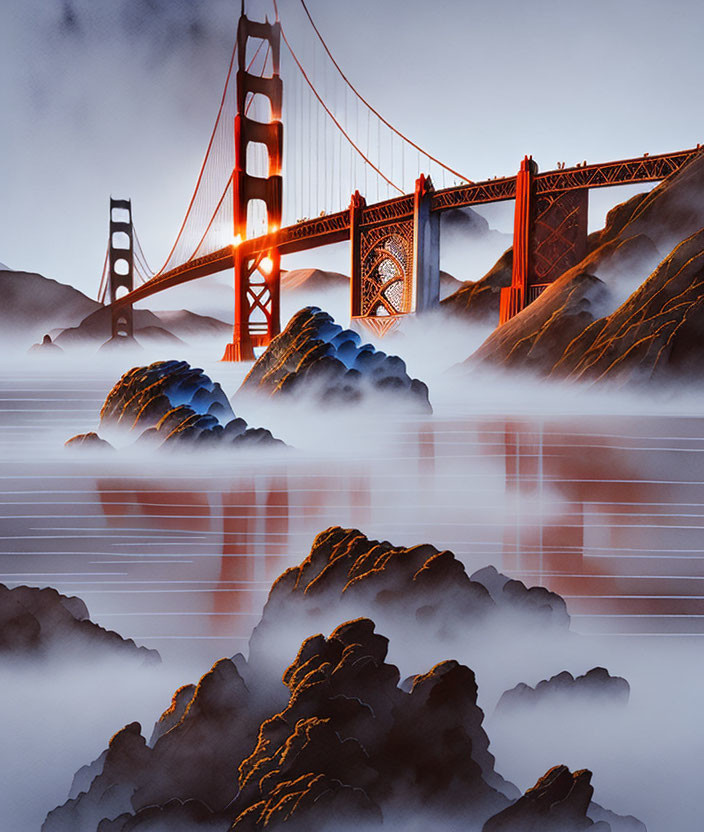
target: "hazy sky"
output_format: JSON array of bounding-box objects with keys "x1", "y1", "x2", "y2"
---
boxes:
[{"x1": 1, "y1": 0, "x2": 703, "y2": 299}]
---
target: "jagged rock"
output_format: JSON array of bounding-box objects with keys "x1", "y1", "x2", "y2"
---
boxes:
[
  {"x1": 0, "y1": 583, "x2": 158, "y2": 663},
  {"x1": 45, "y1": 534, "x2": 643, "y2": 832},
  {"x1": 248, "y1": 527, "x2": 569, "y2": 687},
  {"x1": 237, "y1": 307, "x2": 432, "y2": 413},
  {"x1": 68, "y1": 360, "x2": 284, "y2": 450},
  {"x1": 132, "y1": 658, "x2": 256, "y2": 812},
  {"x1": 46, "y1": 658, "x2": 256, "y2": 832},
  {"x1": 44, "y1": 723, "x2": 153, "y2": 832},
  {"x1": 553, "y1": 227, "x2": 704, "y2": 383},
  {"x1": 64, "y1": 432, "x2": 114, "y2": 451},
  {"x1": 470, "y1": 565, "x2": 569, "y2": 625},
  {"x1": 231, "y1": 618, "x2": 511, "y2": 830},
  {"x1": 496, "y1": 667, "x2": 630, "y2": 713},
  {"x1": 482, "y1": 765, "x2": 607, "y2": 832},
  {"x1": 147, "y1": 684, "x2": 196, "y2": 745}
]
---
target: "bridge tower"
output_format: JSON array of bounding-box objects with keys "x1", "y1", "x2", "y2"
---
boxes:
[
  {"x1": 108, "y1": 197, "x2": 135, "y2": 339},
  {"x1": 222, "y1": 4, "x2": 283, "y2": 362},
  {"x1": 500, "y1": 156, "x2": 588, "y2": 324},
  {"x1": 350, "y1": 174, "x2": 440, "y2": 337}
]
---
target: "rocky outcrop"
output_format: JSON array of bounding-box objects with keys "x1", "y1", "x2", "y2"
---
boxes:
[
  {"x1": 67, "y1": 360, "x2": 284, "y2": 451},
  {"x1": 231, "y1": 618, "x2": 512, "y2": 831},
  {"x1": 44, "y1": 530, "x2": 643, "y2": 832},
  {"x1": 467, "y1": 225, "x2": 704, "y2": 384},
  {"x1": 553, "y1": 227, "x2": 704, "y2": 383},
  {"x1": 64, "y1": 431, "x2": 114, "y2": 450},
  {"x1": 236, "y1": 307, "x2": 432, "y2": 413},
  {"x1": 441, "y1": 247, "x2": 513, "y2": 323},
  {"x1": 44, "y1": 657, "x2": 256, "y2": 831},
  {"x1": 247, "y1": 527, "x2": 569, "y2": 692},
  {"x1": 0, "y1": 583, "x2": 158, "y2": 663},
  {"x1": 483, "y1": 765, "x2": 604, "y2": 832},
  {"x1": 496, "y1": 667, "x2": 630, "y2": 713}
]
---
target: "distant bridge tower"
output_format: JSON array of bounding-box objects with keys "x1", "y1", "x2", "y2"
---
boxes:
[
  {"x1": 108, "y1": 197, "x2": 135, "y2": 339},
  {"x1": 222, "y1": 4, "x2": 283, "y2": 361}
]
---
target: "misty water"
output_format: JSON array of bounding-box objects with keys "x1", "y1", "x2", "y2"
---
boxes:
[{"x1": 2, "y1": 344, "x2": 703, "y2": 831}]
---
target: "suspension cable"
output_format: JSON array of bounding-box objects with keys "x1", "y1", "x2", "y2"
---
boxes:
[
  {"x1": 272, "y1": 0, "x2": 402, "y2": 195},
  {"x1": 97, "y1": 242, "x2": 110, "y2": 303},
  {"x1": 154, "y1": 36, "x2": 239, "y2": 277},
  {"x1": 187, "y1": 172, "x2": 234, "y2": 262},
  {"x1": 295, "y1": 0, "x2": 473, "y2": 184}
]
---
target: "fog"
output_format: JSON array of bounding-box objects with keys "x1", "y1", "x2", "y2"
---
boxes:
[{"x1": 4, "y1": 293, "x2": 704, "y2": 830}]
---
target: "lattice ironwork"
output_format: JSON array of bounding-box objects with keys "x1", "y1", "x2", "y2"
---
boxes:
[
  {"x1": 530, "y1": 189, "x2": 588, "y2": 284},
  {"x1": 535, "y1": 148, "x2": 700, "y2": 194},
  {"x1": 359, "y1": 220, "x2": 413, "y2": 317},
  {"x1": 362, "y1": 195, "x2": 415, "y2": 226},
  {"x1": 430, "y1": 177, "x2": 518, "y2": 211}
]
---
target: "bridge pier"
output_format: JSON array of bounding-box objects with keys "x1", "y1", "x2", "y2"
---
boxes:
[
  {"x1": 412, "y1": 173, "x2": 440, "y2": 313},
  {"x1": 500, "y1": 156, "x2": 588, "y2": 324}
]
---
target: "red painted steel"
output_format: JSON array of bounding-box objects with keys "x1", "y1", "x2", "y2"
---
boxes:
[
  {"x1": 114, "y1": 147, "x2": 703, "y2": 312},
  {"x1": 222, "y1": 13, "x2": 283, "y2": 362}
]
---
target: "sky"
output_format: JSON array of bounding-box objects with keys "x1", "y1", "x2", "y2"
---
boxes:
[{"x1": 1, "y1": 0, "x2": 703, "y2": 301}]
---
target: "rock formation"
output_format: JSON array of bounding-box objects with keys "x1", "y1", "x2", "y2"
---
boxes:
[
  {"x1": 66, "y1": 360, "x2": 284, "y2": 451},
  {"x1": 230, "y1": 618, "x2": 513, "y2": 831},
  {"x1": 43, "y1": 530, "x2": 644, "y2": 832},
  {"x1": 483, "y1": 765, "x2": 605, "y2": 832},
  {"x1": 236, "y1": 307, "x2": 432, "y2": 413},
  {"x1": 64, "y1": 432, "x2": 114, "y2": 451},
  {"x1": 248, "y1": 527, "x2": 569, "y2": 685},
  {"x1": 495, "y1": 667, "x2": 630, "y2": 713},
  {"x1": 0, "y1": 583, "x2": 159, "y2": 663}
]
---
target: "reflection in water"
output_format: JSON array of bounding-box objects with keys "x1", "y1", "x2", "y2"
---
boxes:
[
  {"x1": 2, "y1": 366, "x2": 704, "y2": 665},
  {"x1": 501, "y1": 417, "x2": 704, "y2": 634}
]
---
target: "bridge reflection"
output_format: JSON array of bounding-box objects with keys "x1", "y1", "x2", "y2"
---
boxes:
[
  {"x1": 90, "y1": 414, "x2": 704, "y2": 655},
  {"x1": 501, "y1": 417, "x2": 704, "y2": 634}
]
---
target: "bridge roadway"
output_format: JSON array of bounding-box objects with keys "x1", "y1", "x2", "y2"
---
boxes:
[{"x1": 119, "y1": 146, "x2": 701, "y2": 307}]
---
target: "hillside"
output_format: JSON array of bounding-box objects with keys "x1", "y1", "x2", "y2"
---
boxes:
[
  {"x1": 0, "y1": 269, "x2": 101, "y2": 344},
  {"x1": 463, "y1": 149, "x2": 704, "y2": 382}
]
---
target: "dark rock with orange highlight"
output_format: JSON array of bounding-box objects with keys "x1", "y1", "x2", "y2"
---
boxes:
[
  {"x1": 67, "y1": 360, "x2": 284, "y2": 450},
  {"x1": 237, "y1": 307, "x2": 432, "y2": 412}
]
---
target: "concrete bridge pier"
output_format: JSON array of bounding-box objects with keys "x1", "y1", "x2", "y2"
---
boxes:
[{"x1": 412, "y1": 173, "x2": 440, "y2": 314}]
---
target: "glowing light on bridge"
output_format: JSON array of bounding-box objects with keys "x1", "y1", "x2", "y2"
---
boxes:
[
  {"x1": 232, "y1": 234, "x2": 242, "y2": 248},
  {"x1": 260, "y1": 256, "x2": 274, "y2": 275}
]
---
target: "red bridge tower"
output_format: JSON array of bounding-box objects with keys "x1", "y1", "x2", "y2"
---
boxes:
[{"x1": 222, "y1": 5, "x2": 283, "y2": 362}]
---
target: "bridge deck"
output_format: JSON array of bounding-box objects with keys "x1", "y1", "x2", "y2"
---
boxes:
[{"x1": 119, "y1": 146, "x2": 701, "y2": 307}]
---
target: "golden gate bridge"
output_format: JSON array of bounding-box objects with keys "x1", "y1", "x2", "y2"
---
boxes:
[{"x1": 98, "y1": 0, "x2": 702, "y2": 360}]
